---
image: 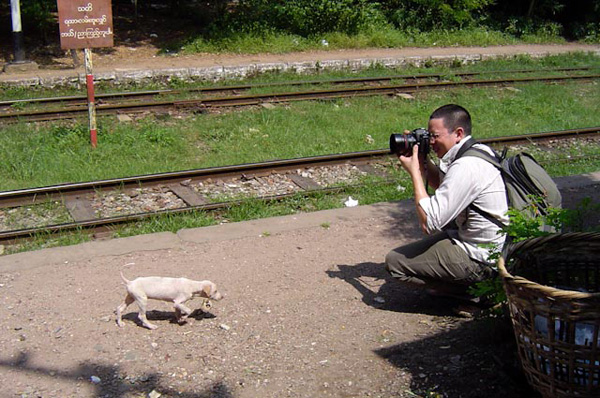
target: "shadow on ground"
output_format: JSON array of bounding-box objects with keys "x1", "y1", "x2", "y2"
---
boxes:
[
  {"x1": 0, "y1": 351, "x2": 233, "y2": 398},
  {"x1": 374, "y1": 316, "x2": 540, "y2": 397},
  {"x1": 120, "y1": 308, "x2": 216, "y2": 329},
  {"x1": 327, "y1": 261, "x2": 460, "y2": 317},
  {"x1": 372, "y1": 199, "x2": 423, "y2": 241},
  {"x1": 328, "y1": 260, "x2": 540, "y2": 397}
]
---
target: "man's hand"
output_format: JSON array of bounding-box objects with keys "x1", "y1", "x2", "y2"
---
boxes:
[
  {"x1": 399, "y1": 143, "x2": 422, "y2": 177},
  {"x1": 398, "y1": 142, "x2": 430, "y2": 234}
]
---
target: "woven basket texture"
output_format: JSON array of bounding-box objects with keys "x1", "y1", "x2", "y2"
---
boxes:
[{"x1": 498, "y1": 232, "x2": 600, "y2": 397}]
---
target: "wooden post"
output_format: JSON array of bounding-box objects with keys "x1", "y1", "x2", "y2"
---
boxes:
[
  {"x1": 84, "y1": 48, "x2": 97, "y2": 148},
  {"x1": 57, "y1": 0, "x2": 114, "y2": 148}
]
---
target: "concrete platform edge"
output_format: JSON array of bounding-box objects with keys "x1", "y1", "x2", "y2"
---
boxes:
[{"x1": 2, "y1": 44, "x2": 599, "y2": 87}]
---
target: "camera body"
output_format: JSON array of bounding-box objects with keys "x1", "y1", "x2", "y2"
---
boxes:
[{"x1": 389, "y1": 128, "x2": 430, "y2": 157}]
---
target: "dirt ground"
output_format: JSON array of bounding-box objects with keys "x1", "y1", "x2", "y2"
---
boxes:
[
  {"x1": 1, "y1": 179, "x2": 598, "y2": 398},
  {"x1": 0, "y1": 200, "x2": 532, "y2": 398}
]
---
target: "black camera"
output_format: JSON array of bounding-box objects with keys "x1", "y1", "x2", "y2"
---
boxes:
[{"x1": 389, "y1": 128, "x2": 430, "y2": 156}]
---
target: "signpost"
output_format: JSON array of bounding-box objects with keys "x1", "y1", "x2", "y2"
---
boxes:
[{"x1": 56, "y1": 0, "x2": 114, "y2": 148}]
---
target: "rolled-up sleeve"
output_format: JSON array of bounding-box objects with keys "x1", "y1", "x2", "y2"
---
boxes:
[
  {"x1": 418, "y1": 158, "x2": 488, "y2": 234},
  {"x1": 416, "y1": 142, "x2": 508, "y2": 263}
]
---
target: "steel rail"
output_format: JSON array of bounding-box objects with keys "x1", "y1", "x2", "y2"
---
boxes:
[
  {"x1": 0, "y1": 127, "x2": 598, "y2": 244},
  {"x1": 0, "y1": 126, "x2": 598, "y2": 208},
  {"x1": 2, "y1": 73, "x2": 599, "y2": 123},
  {"x1": 0, "y1": 150, "x2": 385, "y2": 208},
  {"x1": 0, "y1": 66, "x2": 592, "y2": 108},
  {"x1": 0, "y1": 185, "x2": 351, "y2": 245}
]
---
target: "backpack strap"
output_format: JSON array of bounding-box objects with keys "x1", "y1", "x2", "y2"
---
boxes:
[
  {"x1": 470, "y1": 200, "x2": 507, "y2": 229},
  {"x1": 459, "y1": 146, "x2": 502, "y2": 166},
  {"x1": 454, "y1": 136, "x2": 479, "y2": 160},
  {"x1": 455, "y1": 141, "x2": 508, "y2": 228}
]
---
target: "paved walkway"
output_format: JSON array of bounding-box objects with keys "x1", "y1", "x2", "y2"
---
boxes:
[{"x1": 1, "y1": 43, "x2": 599, "y2": 87}]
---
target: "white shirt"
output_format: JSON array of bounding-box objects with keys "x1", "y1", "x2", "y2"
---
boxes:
[{"x1": 418, "y1": 136, "x2": 509, "y2": 263}]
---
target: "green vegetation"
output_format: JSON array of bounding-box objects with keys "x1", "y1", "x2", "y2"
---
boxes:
[
  {"x1": 2, "y1": 54, "x2": 600, "y2": 191},
  {"x1": 182, "y1": 26, "x2": 530, "y2": 55},
  {"x1": 4, "y1": 0, "x2": 599, "y2": 59},
  {"x1": 469, "y1": 198, "x2": 600, "y2": 308},
  {"x1": 1, "y1": 54, "x2": 600, "y2": 254},
  {"x1": 178, "y1": 0, "x2": 599, "y2": 53}
]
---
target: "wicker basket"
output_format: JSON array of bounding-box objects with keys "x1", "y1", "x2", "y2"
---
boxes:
[{"x1": 498, "y1": 232, "x2": 600, "y2": 398}]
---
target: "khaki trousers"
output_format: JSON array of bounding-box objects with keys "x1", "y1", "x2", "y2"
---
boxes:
[{"x1": 385, "y1": 231, "x2": 493, "y2": 295}]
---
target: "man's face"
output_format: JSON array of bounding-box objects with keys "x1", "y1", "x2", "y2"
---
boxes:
[{"x1": 428, "y1": 117, "x2": 459, "y2": 158}]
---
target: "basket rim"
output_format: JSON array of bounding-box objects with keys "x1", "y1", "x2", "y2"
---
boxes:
[
  {"x1": 498, "y1": 232, "x2": 600, "y2": 300},
  {"x1": 497, "y1": 257, "x2": 600, "y2": 300}
]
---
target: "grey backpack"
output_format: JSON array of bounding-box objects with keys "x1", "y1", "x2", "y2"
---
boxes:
[{"x1": 456, "y1": 138, "x2": 562, "y2": 230}]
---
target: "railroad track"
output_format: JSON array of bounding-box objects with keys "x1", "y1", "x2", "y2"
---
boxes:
[
  {"x1": 1, "y1": 67, "x2": 598, "y2": 123},
  {"x1": 0, "y1": 66, "x2": 592, "y2": 109},
  {"x1": 0, "y1": 127, "x2": 598, "y2": 245}
]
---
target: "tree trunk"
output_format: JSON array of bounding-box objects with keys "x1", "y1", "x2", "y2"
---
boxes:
[{"x1": 527, "y1": 0, "x2": 536, "y2": 18}]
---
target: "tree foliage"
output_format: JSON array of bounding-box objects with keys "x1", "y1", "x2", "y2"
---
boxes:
[
  {"x1": 378, "y1": 0, "x2": 495, "y2": 30},
  {"x1": 209, "y1": 0, "x2": 599, "y2": 40},
  {"x1": 9, "y1": 0, "x2": 600, "y2": 43},
  {"x1": 214, "y1": 0, "x2": 385, "y2": 36}
]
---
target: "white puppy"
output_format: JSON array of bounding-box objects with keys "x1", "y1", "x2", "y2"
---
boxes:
[{"x1": 116, "y1": 272, "x2": 223, "y2": 330}]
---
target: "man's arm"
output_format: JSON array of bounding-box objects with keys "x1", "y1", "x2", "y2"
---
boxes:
[
  {"x1": 399, "y1": 144, "x2": 430, "y2": 234},
  {"x1": 423, "y1": 157, "x2": 441, "y2": 190}
]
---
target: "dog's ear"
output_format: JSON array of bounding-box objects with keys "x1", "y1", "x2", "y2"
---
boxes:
[{"x1": 202, "y1": 283, "x2": 213, "y2": 298}]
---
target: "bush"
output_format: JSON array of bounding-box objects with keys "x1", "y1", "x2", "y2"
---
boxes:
[
  {"x1": 215, "y1": 0, "x2": 386, "y2": 37},
  {"x1": 470, "y1": 199, "x2": 600, "y2": 308},
  {"x1": 20, "y1": 0, "x2": 57, "y2": 42},
  {"x1": 379, "y1": 0, "x2": 495, "y2": 30}
]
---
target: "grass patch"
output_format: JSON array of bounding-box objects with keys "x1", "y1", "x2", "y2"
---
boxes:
[
  {"x1": 1, "y1": 54, "x2": 599, "y2": 254},
  {"x1": 1, "y1": 77, "x2": 599, "y2": 191},
  {"x1": 180, "y1": 26, "x2": 562, "y2": 55}
]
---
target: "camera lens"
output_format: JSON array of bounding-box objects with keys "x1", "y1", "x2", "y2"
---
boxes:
[{"x1": 389, "y1": 133, "x2": 416, "y2": 155}]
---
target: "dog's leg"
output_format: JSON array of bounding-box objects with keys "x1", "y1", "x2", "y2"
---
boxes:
[
  {"x1": 136, "y1": 295, "x2": 158, "y2": 330},
  {"x1": 116, "y1": 294, "x2": 135, "y2": 328},
  {"x1": 173, "y1": 301, "x2": 194, "y2": 324}
]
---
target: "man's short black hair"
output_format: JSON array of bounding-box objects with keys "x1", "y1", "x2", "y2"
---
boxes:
[{"x1": 429, "y1": 104, "x2": 471, "y2": 136}]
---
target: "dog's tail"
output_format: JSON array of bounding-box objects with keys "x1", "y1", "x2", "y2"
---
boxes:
[{"x1": 120, "y1": 271, "x2": 130, "y2": 284}]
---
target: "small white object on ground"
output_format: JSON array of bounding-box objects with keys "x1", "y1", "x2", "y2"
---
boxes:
[
  {"x1": 344, "y1": 197, "x2": 358, "y2": 207},
  {"x1": 149, "y1": 390, "x2": 162, "y2": 398}
]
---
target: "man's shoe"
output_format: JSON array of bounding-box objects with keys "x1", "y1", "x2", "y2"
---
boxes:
[
  {"x1": 425, "y1": 288, "x2": 477, "y2": 303},
  {"x1": 452, "y1": 304, "x2": 482, "y2": 318}
]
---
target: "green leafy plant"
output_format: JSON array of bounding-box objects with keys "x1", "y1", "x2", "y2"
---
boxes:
[
  {"x1": 217, "y1": 0, "x2": 384, "y2": 37},
  {"x1": 469, "y1": 198, "x2": 600, "y2": 308},
  {"x1": 380, "y1": 0, "x2": 495, "y2": 30}
]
